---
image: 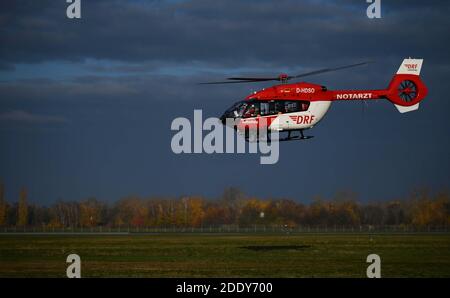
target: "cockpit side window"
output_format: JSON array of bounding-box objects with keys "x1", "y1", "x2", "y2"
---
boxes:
[
  {"x1": 243, "y1": 101, "x2": 260, "y2": 118},
  {"x1": 236, "y1": 102, "x2": 247, "y2": 117}
]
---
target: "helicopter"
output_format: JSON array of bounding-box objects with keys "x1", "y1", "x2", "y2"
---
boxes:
[{"x1": 202, "y1": 58, "x2": 428, "y2": 142}]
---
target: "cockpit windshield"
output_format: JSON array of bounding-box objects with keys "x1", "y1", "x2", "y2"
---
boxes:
[{"x1": 223, "y1": 100, "x2": 247, "y2": 118}]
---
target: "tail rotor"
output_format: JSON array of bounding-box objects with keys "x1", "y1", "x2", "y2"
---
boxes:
[
  {"x1": 398, "y1": 80, "x2": 418, "y2": 103},
  {"x1": 386, "y1": 58, "x2": 427, "y2": 113}
]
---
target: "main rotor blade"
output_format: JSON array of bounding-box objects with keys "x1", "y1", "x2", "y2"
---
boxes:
[
  {"x1": 198, "y1": 79, "x2": 274, "y2": 85},
  {"x1": 289, "y1": 61, "x2": 372, "y2": 79},
  {"x1": 199, "y1": 61, "x2": 372, "y2": 85},
  {"x1": 226, "y1": 77, "x2": 278, "y2": 81}
]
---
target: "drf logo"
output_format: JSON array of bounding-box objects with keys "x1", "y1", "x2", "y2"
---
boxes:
[
  {"x1": 405, "y1": 64, "x2": 418, "y2": 70},
  {"x1": 66, "y1": 254, "x2": 81, "y2": 278},
  {"x1": 66, "y1": 0, "x2": 81, "y2": 19},
  {"x1": 289, "y1": 115, "x2": 315, "y2": 125},
  {"x1": 366, "y1": 0, "x2": 381, "y2": 19}
]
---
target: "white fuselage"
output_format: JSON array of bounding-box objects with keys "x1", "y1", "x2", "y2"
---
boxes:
[{"x1": 268, "y1": 101, "x2": 332, "y2": 131}]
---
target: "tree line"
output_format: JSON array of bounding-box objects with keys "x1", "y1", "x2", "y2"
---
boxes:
[{"x1": 0, "y1": 183, "x2": 449, "y2": 229}]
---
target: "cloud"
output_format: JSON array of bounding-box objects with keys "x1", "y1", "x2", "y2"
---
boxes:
[
  {"x1": 0, "y1": 110, "x2": 68, "y2": 124},
  {"x1": 0, "y1": 62, "x2": 15, "y2": 71},
  {"x1": 0, "y1": 0, "x2": 449, "y2": 70}
]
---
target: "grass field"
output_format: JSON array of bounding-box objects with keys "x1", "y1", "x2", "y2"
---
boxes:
[{"x1": 0, "y1": 233, "x2": 449, "y2": 277}]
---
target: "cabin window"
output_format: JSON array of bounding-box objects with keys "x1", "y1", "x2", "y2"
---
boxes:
[
  {"x1": 267, "y1": 101, "x2": 283, "y2": 114},
  {"x1": 284, "y1": 101, "x2": 310, "y2": 113},
  {"x1": 260, "y1": 102, "x2": 270, "y2": 116},
  {"x1": 264, "y1": 100, "x2": 310, "y2": 114}
]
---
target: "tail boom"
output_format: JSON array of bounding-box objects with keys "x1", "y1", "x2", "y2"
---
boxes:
[{"x1": 330, "y1": 58, "x2": 427, "y2": 113}]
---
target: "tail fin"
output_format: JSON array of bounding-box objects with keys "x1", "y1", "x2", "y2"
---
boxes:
[
  {"x1": 386, "y1": 58, "x2": 428, "y2": 113},
  {"x1": 396, "y1": 58, "x2": 423, "y2": 75}
]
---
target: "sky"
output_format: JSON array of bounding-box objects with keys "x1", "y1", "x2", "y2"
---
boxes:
[{"x1": 0, "y1": 0, "x2": 449, "y2": 205}]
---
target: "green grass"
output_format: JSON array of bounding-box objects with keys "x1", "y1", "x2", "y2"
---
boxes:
[{"x1": 0, "y1": 233, "x2": 449, "y2": 277}]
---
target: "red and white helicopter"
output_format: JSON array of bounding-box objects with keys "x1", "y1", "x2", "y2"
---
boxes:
[{"x1": 203, "y1": 58, "x2": 428, "y2": 141}]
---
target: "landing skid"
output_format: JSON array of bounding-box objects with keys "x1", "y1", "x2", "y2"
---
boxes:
[
  {"x1": 244, "y1": 130, "x2": 313, "y2": 143},
  {"x1": 279, "y1": 135, "x2": 314, "y2": 142},
  {"x1": 279, "y1": 130, "x2": 313, "y2": 142}
]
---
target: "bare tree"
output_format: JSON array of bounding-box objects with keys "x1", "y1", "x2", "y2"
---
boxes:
[
  {"x1": 0, "y1": 181, "x2": 7, "y2": 226},
  {"x1": 17, "y1": 188, "x2": 28, "y2": 227}
]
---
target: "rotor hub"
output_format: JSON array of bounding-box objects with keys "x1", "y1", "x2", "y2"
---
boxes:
[
  {"x1": 278, "y1": 73, "x2": 289, "y2": 83},
  {"x1": 398, "y1": 80, "x2": 418, "y2": 102}
]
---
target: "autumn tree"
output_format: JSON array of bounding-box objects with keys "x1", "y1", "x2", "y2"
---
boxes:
[
  {"x1": 305, "y1": 197, "x2": 330, "y2": 226},
  {"x1": 411, "y1": 191, "x2": 450, "y2": 227},
  {"x1": 172, "y1": 199, "x2": 186, "y2": 227},
  {"x1": 360, "y1": 203, "x2": 384, "y2": 226},
  {"x1": 273, "y1": 199, "x2": 305, "y2": 226},
  {"x1": 238, "y1": 199, "x2": 262, "y2": 227},
  {"x1": 186, "y1": 197, "x2": 205, "y2": 228},
  {"x1": 79, "y1": 198, "x2": 104, "y2": 227},
  {"x1": 0, "y1": 181, "x2": 7, "y2": 226},
  {"x1": 2, "y1": 186, "x2": 449, "y2": 229},
  {"x1": 30, "y1": 204, "x2": 51, "y2": 227},
  {"x1": 221, "y1": 187, "x2": 245, "y2": 224},
  {"x1": 17, "y1": 188, "x2": 28, "y2": 226},
  {"x1": 203, "y1": 204, "x2": 228, "y2": 226},
  {"x1": 331, "y1": 200, "x2": 360, "y2": 226},
  {"x1": 113, "y1": 197, "x2": 149, "y2": 228},
  {"x1": 147, "y1": 199, "x2": 166, "y2": 227}
]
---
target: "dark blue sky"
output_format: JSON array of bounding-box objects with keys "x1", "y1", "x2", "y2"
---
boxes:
[{"x1": 0, "y1": 0, "x2": 449, "y2": 204}]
